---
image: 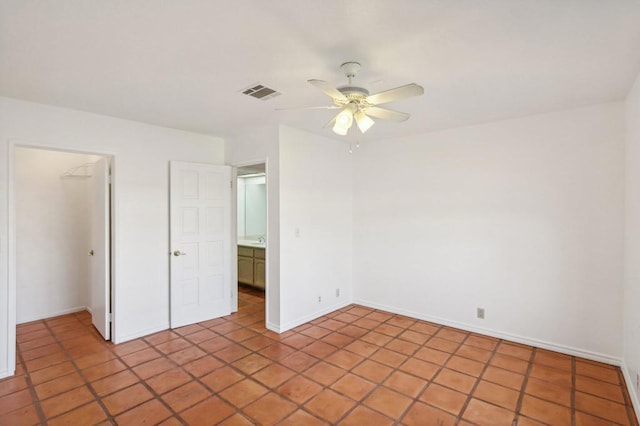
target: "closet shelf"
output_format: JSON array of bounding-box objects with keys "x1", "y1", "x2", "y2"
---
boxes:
[{"x1": 60, "y1": 163, "x2": 94, "y2": 179}]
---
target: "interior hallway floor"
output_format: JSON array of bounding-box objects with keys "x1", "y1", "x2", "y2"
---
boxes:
[{"x1": 0, "y1": 285, "x2": 637, "y2": 425}]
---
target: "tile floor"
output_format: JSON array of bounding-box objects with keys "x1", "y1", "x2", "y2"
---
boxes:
[{"x1": 0, "y1": 285, "x2": 637, "y2": 425}]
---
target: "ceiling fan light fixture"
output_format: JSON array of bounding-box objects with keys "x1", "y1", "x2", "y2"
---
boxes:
[
  {"x1": 354, "y1": 110, "x2": 375, "y2": 133},
  {"x1": 333, "y1": 108, "x2": 353, "y2": 135},
  {"x1": 305, "y1": 62, "x2": 424, "y2": 136}
]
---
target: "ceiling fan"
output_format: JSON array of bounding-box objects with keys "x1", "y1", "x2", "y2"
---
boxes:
[{"x1": 305, "y1": 62, "x2": 424, "y2": 136}]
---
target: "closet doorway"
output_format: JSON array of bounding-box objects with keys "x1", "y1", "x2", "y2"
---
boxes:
[{"x1": 14, "y1": 147, "x2": 113, "y2": 341}]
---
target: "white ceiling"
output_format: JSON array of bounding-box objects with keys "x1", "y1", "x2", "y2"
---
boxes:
[{"x1": 2, "y1": 1, "x2": 640, "y2": 142}]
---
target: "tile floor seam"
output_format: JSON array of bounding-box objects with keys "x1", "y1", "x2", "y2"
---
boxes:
[
  {"x1": 64, "y1": 318, "x2": 185, "y2": 424},
  {"x1": 5, "y1": 288, "x2": 638, "y2": 425},
  {"x1": 351, "y1": 309, "x2": 443, "y2": 422},
  {"x1": 163, "y1": 332, "x2": 264, "y2": 423},
  {"x1": 40, "y1": 315, "x2": 112, "y2": 423},
  {"x1": 618, "y1": 367, "x2": 639, "y2": 426},
  {"x1": 456, "y1": 335, "x2": 506, "y2": 425},
  {"x1": 571, "y1": 355, "x2": 576, "y2": 426},
  {"x1": 15, "y1": 340, "x2": 48, "y2": 425},
  {"x1": 511, "y1": 344, "x2": 537, "y2": 425}
]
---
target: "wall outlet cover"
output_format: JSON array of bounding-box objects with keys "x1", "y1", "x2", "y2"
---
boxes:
[{"x1": 477, "y1": 308, "x2": 485, "y2": 319}]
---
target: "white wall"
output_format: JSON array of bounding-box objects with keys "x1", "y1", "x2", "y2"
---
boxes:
[
  {"x1": 278, "y1": 126, "x2": 353, "y2": 329},
  {"x1": 624, "y1": 73, "x2": 640, "y2": 411},
  {"x1": 0, "y1": 97, "x2": 225, "y2": 378},
  {"x1": 226, "y1": 125, "x2": 354, "y2": 331},
  {"x1": 353, "y1": 103, "x2": 625, "y2": 362},
  {"x1": 15, "y1": 148, "x2": 96, "y2": 323}
]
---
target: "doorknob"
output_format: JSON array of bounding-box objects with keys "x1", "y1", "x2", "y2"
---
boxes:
[
  {"x1": 173, "y1": 250, "x2": 187, "y2": 257},
  {"x1": 88, "y1": 249, "x2": 94, "y2": 256}
]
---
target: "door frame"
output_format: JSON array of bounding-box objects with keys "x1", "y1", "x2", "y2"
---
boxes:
[
  {"x1": 232, "y1": 159, "x2": 270, "y2": 326},
  {"x1": 6, "y1": 140, "x2": 116, "y2": 375}
]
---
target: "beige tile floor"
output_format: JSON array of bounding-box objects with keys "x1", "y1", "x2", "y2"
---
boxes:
[{"x1": 0, "y1": 285, "x2": 637, "y2": 425}]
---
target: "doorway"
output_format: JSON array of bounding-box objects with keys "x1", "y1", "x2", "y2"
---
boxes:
[
  {"x1": 13, "y1": 147, "x2": 113, "y2": 343},
  {"x1": 235, "y1": 163, "x2": 268, "y2": 325}
]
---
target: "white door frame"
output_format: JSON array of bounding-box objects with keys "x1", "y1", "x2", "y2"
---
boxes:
[
  {"x1": 6, "y1": 140, "x2": 116, "y2": 376},
  {"x1": 232, "y1": 159, "x2": 270, "y2": 326}
]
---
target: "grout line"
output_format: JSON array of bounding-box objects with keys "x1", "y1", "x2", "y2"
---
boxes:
[
  {"x1": 512, "y1": 345, "x2": 536, "y2": 424},
  {"x1": 15, "y1": 340, "x2": 48, "y2": 424},
  {"x1": 38, "y1": 316, "x2": 114, "y2": 423},
  {"x1": 457, "y1": 336, "x2": 505, "y2": 424},
  {"x1": 7, "y1": 291, "x2": 638, "y2": 425},
  {"x1": 571, "y1": 355, "x2": 576, "y2": 426}
]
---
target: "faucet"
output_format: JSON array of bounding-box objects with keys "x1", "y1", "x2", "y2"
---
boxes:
[{"x1": 258, "y1": 235, "x2": 265, "y2": 244}]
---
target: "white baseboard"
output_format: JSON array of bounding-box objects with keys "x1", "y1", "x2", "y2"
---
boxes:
[
  {"x1": 266, "y1": 321, "x2": 281, "y2": 333},
  {"x1": 353, "y1": 298, "x2": 622, "y2": 366},
  {"x1": 114, "y1": 323, "x2": 170, "y2": 345},
  {"x1": 0, "y1": 369, "x2": 11, "y2": 380},
  {"x1": 621, "y1": 361, "x2": 640, "y2": 422},
  {"x1": 277, "y1": 300, "x2": 353, "y2": 333},
  {"x1": 16, "y1": 306, "x2": 89, "y2": 325}
]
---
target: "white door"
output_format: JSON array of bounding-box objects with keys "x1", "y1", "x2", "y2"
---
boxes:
[
  {"x1": 170, "y1": 162, "x2": 231, "y2": 328},
  {"x1": 90, "y1": 157, "x2": 110, "y2": 340}
]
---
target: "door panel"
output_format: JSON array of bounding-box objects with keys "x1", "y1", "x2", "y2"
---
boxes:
[
  {"x1": 170, "y1": 162, "x2": 231, "y2": 328},
  {"x1": 90, "y1": 157, "x2": 110, "y2": 340}
]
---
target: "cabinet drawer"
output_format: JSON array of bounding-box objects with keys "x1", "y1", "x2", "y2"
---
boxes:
[
  {"x1": 238, "y1": 246, "x2": 254, "y2": 257},
  {"x1": 254, "y1": 248, "x2": 265, "y2": 259}
]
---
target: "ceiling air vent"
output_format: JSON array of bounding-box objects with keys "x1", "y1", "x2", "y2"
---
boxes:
[{"x1": 241, "y1": 83, "x2": 281, "y2": 101}]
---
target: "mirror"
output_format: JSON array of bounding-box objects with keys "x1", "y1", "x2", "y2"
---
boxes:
[{"x1": 237, "y1": 169, "x2": 266, "y2": 240}]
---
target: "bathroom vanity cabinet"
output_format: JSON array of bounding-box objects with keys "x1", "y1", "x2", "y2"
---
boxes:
[{"x1": 238, "y1": 245, "x2": 265, "y2": 289}]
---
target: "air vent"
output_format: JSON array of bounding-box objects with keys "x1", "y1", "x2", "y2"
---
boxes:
[{"x1": 241, "y1": 83, "x2": 281, "y2": 101}]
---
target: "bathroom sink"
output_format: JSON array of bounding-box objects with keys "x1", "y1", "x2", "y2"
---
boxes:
[{"x1": 238, "y1": 239, "x2": 265, "y2": 248}]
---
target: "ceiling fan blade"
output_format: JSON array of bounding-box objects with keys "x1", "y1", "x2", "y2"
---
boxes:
[
  {"x1": 308, "y1": 79, "x2": 348, "y2": 102},
  {"x1": 364, "y1": 106, "x2": 410, "y2": 122},
  {"x1": 366, "y1": 83, "x2": 424, "y2": 105},
  {"x1": 323, "y1": 108, "x2": 345, "y2": 128},
  {"x1": 276, "y1": 105, "x2": 341, "y2": 111}
]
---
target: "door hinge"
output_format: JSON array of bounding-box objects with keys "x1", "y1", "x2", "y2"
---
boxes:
[{"x1": 108, "y1": 313, "x2": 112, "y2": 323}]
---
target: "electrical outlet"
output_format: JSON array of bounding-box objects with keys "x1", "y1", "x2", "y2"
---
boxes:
[
  {"x1": 636, "y1": 372, "x2": 639, "y2": 390},
  {"x1": 477, "y1": 308, "x2": 485, "y2": 319},
  {"x1": 336, "y1": 288, "x2": 340, "y2": 297},
  {"x1": 318, "y1": 296, "x2": 322, "y2": 303},
  {"x1": 295, "y1": 228, "x2": 301, "y2": 238}
]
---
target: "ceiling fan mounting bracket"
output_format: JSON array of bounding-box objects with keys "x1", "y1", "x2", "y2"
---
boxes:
[{"x1": 341, "y1": 62, "x2": 361, "y2": 78}]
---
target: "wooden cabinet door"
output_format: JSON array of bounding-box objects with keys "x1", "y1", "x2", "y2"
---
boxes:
[
  {"x1": 238, "y1": 256, "x2": 254, "y2": 284},
  {"x1": 254, "y1": 259, "x2": 266, "y2": 289}
]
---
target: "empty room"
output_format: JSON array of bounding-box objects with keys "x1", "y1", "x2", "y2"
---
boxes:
[{"x1": 1, "y1": 1, "x2": 639, "y2": 425}]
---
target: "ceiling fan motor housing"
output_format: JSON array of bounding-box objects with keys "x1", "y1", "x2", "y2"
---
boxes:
[{"x1": 335, "y1": 86, "x2": 370, "y2": 106}]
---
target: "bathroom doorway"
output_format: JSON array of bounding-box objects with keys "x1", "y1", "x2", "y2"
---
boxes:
[{"x1": 235, "y1": 163, "x2": 267, "y2": 327}]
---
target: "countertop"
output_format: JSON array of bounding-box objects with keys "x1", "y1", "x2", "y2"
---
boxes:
[{"x1": 238, "y1": 240, "x2": 266, "y2": 249}]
